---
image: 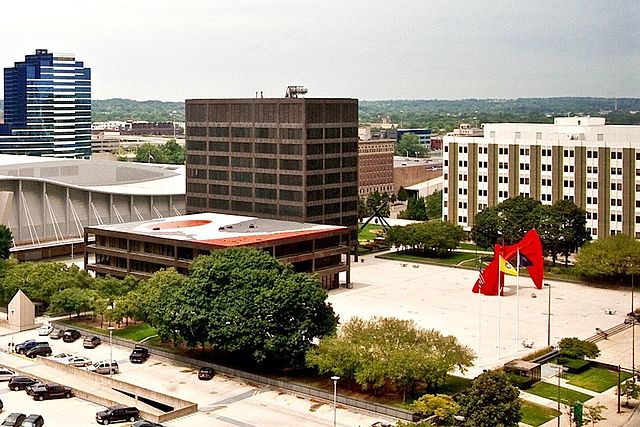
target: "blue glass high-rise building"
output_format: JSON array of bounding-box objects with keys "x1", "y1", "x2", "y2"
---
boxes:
[{"x1": 1, "y1": 49, "x2": 91, "y2": 158}]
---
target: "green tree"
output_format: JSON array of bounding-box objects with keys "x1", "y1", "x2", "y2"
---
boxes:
[
  {"x1": 135, "y1": 142, "x2": 165, "y2": 163},
  {"x1": 558, "y1": 337, "x2": 600, "y2": 360},
  {"x1": 166, "y1": 248, "x2": 338, "y2": 366},
  {"x1": 582, "y1": 403, "x2": 606, "y2": 426},
  {"x1": 162, "y1": 139, "x2": 185, "y2": 164},
  {"x1": 366, "y1": 191, "x2": 390, "y2": 217},
  {"x1": 539, "y1": 200, "x2": 590, "y2": 266},
  {"x1": 94, "y1": 275, "x2": 137, "y2": 308},
  {"x1": 358, "y1": 197, "x2": 371, "y2": 222},
  {"x1": 622, "y1": 380, "x2": 640, "y2": 407},
  {"x1": 458, "y1": 370, "x2": 521, "y2": 427},
  {"x1": 48, "y1": 288, "x2": 98, "y2": 318},
  {"x1": 385, "y1": 222, "x2": 464, "y2": 256},
  {"x1": 574, "y1": 235, "x2": 640, "y2": 282},
  {"x1": 137, "y1": 268, "x2": 185, "y2": 342},
  {"x1": 425, "y1": 190, "x2": 443, "y2": 220},
  {"x1": 413, "y1": 394, "x2": 460, "y2": 426},
  {"x1": 397, "y1": 186, "x2": 409, "y2": 202},
  {"x1": 396, "y1": 133, "x2": 428, "y2": 157},
  {"x1": 471, "y1": 196, "x2": 545, "y2": 249},
  {"x1": 0, "y1": 224, "x2": 13, "y2": 260},
  {"x1": 400, "y1": 196, "x2": 427, "y2": 221},
  {"x1": 306, "y1": 317, "x2": 474, "y2": 400}
]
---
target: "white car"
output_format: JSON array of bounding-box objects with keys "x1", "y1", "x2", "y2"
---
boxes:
[
  {"x1": 0, "y1": 368, "x2": 16, "y2": 381},
  {"x1": 38, "y1": 324, "x2": 53, "y2": 336},
  {"x1": 65, "y1": 356, "x2": 93, "y2": 367},
  {"x1": 51, "y1": 352, "x2": 75, "y2": 361}
]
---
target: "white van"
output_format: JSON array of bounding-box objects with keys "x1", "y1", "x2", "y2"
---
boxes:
[{"x1": 87, "y1": 360, "x2": 119, "y2": 375}]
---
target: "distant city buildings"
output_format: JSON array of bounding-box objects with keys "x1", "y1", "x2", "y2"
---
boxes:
[
  {"x1": 1, "y1": 49, "x2": 91, "y2": 158},
  {"x1": 443, "y1": 116, "x2": 640, "y2": 239},
  {"x1": 184, "y1": 97, "x2": 359, "y2": 233}
]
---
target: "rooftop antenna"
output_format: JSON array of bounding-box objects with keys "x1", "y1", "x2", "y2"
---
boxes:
[{"x1": 285, "y1": 86, "x2": 308, "y2": 98}]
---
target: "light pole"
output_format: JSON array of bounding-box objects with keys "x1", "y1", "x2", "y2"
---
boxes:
[
  {"x1": 549, "y1": 363, "x2": 566, "y2": 427},
  {"x1": 331, "y1": 375, "x2": 340, "y2": 427},
  {"x1": 545, "y1": 283, "x2": 551, "y2": 347},
  {"x1": 108, "y1": 326, "x2": 115, "y2": 378},
  {"x1": 632, "y1": 270, "x2": 636, "y2": 381}
]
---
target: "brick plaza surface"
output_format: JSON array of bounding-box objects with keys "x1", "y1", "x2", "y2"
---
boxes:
[{"x1": 333, "y1": 254, "x2": 636, "y2": 377}]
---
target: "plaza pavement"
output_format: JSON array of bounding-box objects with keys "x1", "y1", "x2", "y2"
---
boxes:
[{"x1": 333, "y1": 253, "x2": 637, "y2": 377}]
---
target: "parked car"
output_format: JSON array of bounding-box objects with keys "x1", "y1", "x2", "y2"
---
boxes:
[
  {"x1": 62, "y1": 329, "x2": 81, "y2": 343},
  {"x1": 132, "y1": 421, "x2": 164, "y2": 427},
  {"x1": 1, "y1": 413, "x2": 26, "y2": 427},
  {"x1": 15, "y1": 340, "x2": 47, "y2": 355},
  {"x1": 49, "y1": 329, "x2": 64, "y2": 340},
  {"x1": 24, "y1": 383, "x2": 44, "y2": 395},
  {"x1": 129, "y1": 347, "x2": 149, "y2": 364},
  {"x1": 26, "y1": 383, "x2": 73, "y2": 401},
  {"x1": 88, "y1": 360, "x2": 119, "y2": 375},
  {"x1": 95, "y1": 405, "x2": 139, "y2": 425},
  {"x1": 0, "y1": 368, "x2": 16, "y2": 381},
  {"x1": 18, "y1": 414, "x2": 43, "y2": 427},
  {"x1": 51, "y1": 352, "x2": 74, "y2": 361},
  {"x1": 37, "y1": 324, "x2": 53, "y2": 336},
  {"x1": 83, "y1": 335, "x2": 101, "y2": 349},
  {"x1": 8, "y1": 376, "x2": 37, "y2": 391},
  {"x1": 197, "y1": 366, "x2": 215, "y2": 381},
  {"x1": 25, "y1": 344, "x2": 52, "y2": 358},
  {"x1": 65, "y1": 356, "x2": 92, "y2": 367}
]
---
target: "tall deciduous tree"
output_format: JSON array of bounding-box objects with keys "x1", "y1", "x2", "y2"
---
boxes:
[
  {"x1": 49, "y1": 288, "x2": 98, "y2": 318},
  {"x1": 425, "y1": 190, "x2": 443, "y2": 220},
  {"x1": 458, "y1": 370, "x2": 521, "y2": 427},
  {"x1": 0, "y1": 224, "x2": 13, "y2": 260},
  {"x1": 574, "y1": 235, "x2": 640, "y2": 282},
  {"x1": 558, "y1": 337, "x2": 600, "y2": 360},
  {"x1": 306, "y1": 317, "x2": 474, "y2": 400},
  {"x1": 539, "y1": 200, "x2": 590, "y2": 265},
  {"x1": 396, "y1": 133, "x2": 428, "y2": 157}
]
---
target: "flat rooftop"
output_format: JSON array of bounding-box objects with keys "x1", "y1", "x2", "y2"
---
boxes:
[
  {"x1": 0, "y1": 154, "x2": 185, "y2": 195},
  {"x1": 86, "y1": 212, "x2": 347, "y2": 247}
]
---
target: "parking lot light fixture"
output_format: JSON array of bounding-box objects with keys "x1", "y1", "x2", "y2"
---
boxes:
[
  {"x1": 108, "y1": 326, "x2": 115, "y2": 378},
  {"x1": 331, "y1": 375, "x2": 340, "y2": 427}
]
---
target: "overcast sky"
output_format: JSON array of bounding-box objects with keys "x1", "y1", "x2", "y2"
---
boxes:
[{"x1": 2, "y1": 1, "x2": 638, "y2": 101}]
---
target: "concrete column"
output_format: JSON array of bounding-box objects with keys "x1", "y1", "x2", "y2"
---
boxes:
[{"x1": 598, "y1": 146, "x2": 610, "y2": 237}]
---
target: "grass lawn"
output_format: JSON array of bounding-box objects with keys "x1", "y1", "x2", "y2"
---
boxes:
[
  {"x1": 564, "y1": 367, "x2": 633, "y2": 393},
  {"x1": 457, "y1": 242, "x2": 486, "y2": 252},
  {"x1": 358, "y1": 223, "x2": 385, "y2": 242},
  {"x1": 57, "y1": 318, "x2": 157, "y2": 342},
  {"x1": 527, "y1": 381, "x2": 593, "y2": 405},
  {"x1": 380, "y1": 250, "x2": 492, "y2": 267},
  {"x1": 520, "y1": 399, "x2": 560, "y2": 427}
]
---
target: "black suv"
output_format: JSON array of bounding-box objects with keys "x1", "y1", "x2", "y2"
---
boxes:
[
  {"x1": 129, "y1": 347, "x2": 149, "y2": 364},
  {"x1": 15, "y1": 340, "x2": 47, "y2": 355},
  {"x1": 19, "y1": 414, "x2": 44, "y2": 427},
  {"x1": 62, "y1": 329, "x2": 81, "y2": 343},
  {"x1": 95, "y1": 406, "x2": 139, "y2": 425},
  {"x1": 25, "y1": 344, "x2": 52, "y2": 359},
  {"x1": 26, "y1": 383, "x2": 73, "y2": 401},
  {"x1": 7, "y1": 376, "x2": 36, "y2": 391},
  {"x1": 1, "y1": 413, "x2": 25, "y2": 427}
]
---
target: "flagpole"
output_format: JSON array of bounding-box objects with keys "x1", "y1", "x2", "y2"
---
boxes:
[
  {"x1": 478, "y1": 269, "x2": 482, "y2": 365},
  {"x1": 516, "y1": 249, "x2": 520, "y2": 353},
  {"x1": 498, "y1": 254, "x2": 502, "y2": 362}
]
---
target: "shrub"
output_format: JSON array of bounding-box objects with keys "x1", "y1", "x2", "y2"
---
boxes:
[
  {"x1": 560, "y1": 358, "x2": 591, "y2": 373},
  {"x1": 506, "y1": 373, "x2": 536, "y2": 390}
]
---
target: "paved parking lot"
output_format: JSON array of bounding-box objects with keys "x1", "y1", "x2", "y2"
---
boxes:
[{"x1": 0, "y1": 328, "x2": 391, "y2": 426}]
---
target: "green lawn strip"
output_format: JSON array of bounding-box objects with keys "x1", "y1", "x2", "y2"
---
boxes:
[
  {"x1": 56, "y1": 318, "x2": 157, "y2": 342},
  {"x1": 379, "y1": 251, "x2": 492, "y2": 267},
  {"x1": 527, "y1": 381, "x2": 593, "y2": 405},
  {"x1": 564, "y1": 367, "x2": 633, "y2": 393},
  {"x1": 357, "y1": 223, "x2": 385, "y2": 242},
  {"x1": 457, "y1": 242, "x2": 486, "y2": 252},
  {"x1": 520, "y1": 399, "x2": 560, "y2": 427}
]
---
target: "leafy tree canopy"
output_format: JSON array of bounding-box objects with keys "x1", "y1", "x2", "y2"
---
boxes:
[
  {"x1": 574, "y1": 234, "x2": 640, "y2": 282},
  {"x1": 134, "y1": 140, "x2": 185, "y2": 164},
  {"x1": 396, "y1": 133, "x2": 429, "y2": 157},
  {"x1": 385, "y1": 221, "x2": 465, "y2": 256},
  {"x1": 458, "y1": 370, "x2": 521, "y2": 427},
  {"x1": 0, "y1": 224, "x2": 13, "y2": 260},
  {"x1": 413, "y1": 393, "x2": 460, "y2": 425},
  {"x1": 306, "y1": 316, "x2": 474, "y2": 399},
  {"x1": 558, "y1": 337, "x2": 600, "y2": 360}
]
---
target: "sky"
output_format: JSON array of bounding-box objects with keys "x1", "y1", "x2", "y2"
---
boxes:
[{"x1": 1, "y1": 0, "x2": 639, "y2": 102}]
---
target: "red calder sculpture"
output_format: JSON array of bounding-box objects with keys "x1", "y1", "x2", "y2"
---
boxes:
[{"x1": 472, "y1": 229, "x2": 544, "y2": 296}]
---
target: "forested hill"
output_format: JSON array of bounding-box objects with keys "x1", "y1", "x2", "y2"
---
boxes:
[{"x1": 0, "y1": 98, "x2": 639, "y2": 131}]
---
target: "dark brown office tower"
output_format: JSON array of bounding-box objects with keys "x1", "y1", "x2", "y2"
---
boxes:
[{"x1": 185, "y1": 98, "x2": 359, "y2": 232}]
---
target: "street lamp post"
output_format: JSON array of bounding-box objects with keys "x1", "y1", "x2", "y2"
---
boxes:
[
  {"x1": 545, "y1": 283, "x2": 551, "y2": 347},
  {"x1": 108, "y1": 326, "x2": 115, "y2": 378},
  {"x1": 549, "y1": 363, "x2": 567, "y2": 427},
  {"x1": 331, "y1": 375, "x2": 340, "y2": 427}
]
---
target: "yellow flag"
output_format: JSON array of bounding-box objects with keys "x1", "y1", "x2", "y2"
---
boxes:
[{"x1": 499, "y1": 255, "x2": 518, "y2": 276}]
